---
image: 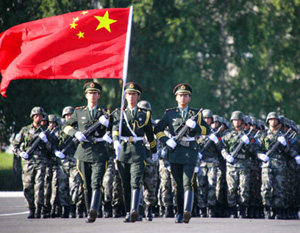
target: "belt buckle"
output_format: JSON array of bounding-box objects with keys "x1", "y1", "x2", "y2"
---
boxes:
[{"x1": 128, "y1": 136, "x2": 134, "y2": 142}]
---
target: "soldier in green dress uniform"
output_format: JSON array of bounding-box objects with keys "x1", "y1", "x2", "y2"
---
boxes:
[
  {"x1": 112, "y1": 82, "x2": 158, "y2": 223},
  {"x1": 62, "y1": 82, "x2": 111, "y2": 223},
  {"x1": 154, "y1": 83, "x2": 210, "y2": 223}
]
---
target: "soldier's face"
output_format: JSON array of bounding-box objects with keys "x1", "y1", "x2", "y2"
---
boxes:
[
  {"x1": 268, "y1": 118, "x2": 278, "y2": 128},
  {"x1": 211, "y1": 121, "x2": 220, "y2": 129},
  {"x1": 204, "y1": 117, "x2": 213, "y2": 125},
  {"x1": 125, "y1": 92, "x2": 140, "y2": 106},
  {"x1": 64, "y1": 113, "x2": 72, "y2": 121},
  {"x1": 85, "y1": 91, "x2": 100, "y2": 104},
  {"x1": 176, "y1": 93, "x2": 190, "y2": 109},
  {"x1": 232, "y1": 119, "x2": 242, "y2": 129},
  {"x1": 33, "y1": 114, "x2": 43, "y2": 126}
]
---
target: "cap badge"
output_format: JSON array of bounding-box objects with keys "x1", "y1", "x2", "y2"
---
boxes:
[
  {"x1": 90, "y1": 83, "x2": 95, "y2": 88},
  {"x1": 181, "y1": 85, "x2": 186, "y2": 90},
  {"x1": 129, "y1": 84, "x2": 134, "y2": 88}
]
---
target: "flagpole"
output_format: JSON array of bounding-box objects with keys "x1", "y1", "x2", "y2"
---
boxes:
[{"x1": 118, "y1": 6, "x2": 133, "y2": 142}]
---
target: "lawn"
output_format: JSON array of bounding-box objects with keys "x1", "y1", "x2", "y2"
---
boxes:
[{"x1": 0, "y1": 153, "x2": 20, "y2": 190}]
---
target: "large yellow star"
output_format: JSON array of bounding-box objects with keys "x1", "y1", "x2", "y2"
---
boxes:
[
  {"x1": 70, "y1": 22, "x2": 78, "y2": 29},
  {"x1": 94, "y1": 11, "x2": 117, "y2": 33}
]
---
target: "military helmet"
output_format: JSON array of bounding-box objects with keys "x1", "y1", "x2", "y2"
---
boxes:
[
  {"x1": 137, "y1": 100, "x2": 151, "y2": 111},
  {"x1": 244, "y1": 115, "x2": 251, "y2": 125},
  {"x1": 30, "y1": 106, "x2": 45, "y2": 118},
  {"x1": 42, "y1": 113, "x2": 48, "y2": 121},
  {"x1": 250, "y1": 116, "x2": 258, "y2": 126},
  {"x1": 48, "y1": 114, "x2": 58, "y2": 123},
  {"x1": 213, "y1": 114, "x2": 222, "y2": 123},
  {"x1": 266, "y1": 112, "x2": 279, "y2": 124},
  {"x1": 222, "y1": 118, "x2": 231, "y2": 129},
  {"x1": 230, "y1": 111, "x2": 244, "y2": 122},
  {"x1": 62, "y1": 106, "x2": 74, "y2": 118},
  {"x1": 202, "y1": 109, "x2": 213, "y2": 118}
]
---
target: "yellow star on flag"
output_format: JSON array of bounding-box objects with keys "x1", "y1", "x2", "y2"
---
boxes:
[
  {"x1": 73, "y1": 17, "x2": 79, "y2": 22},
  {"x1": 81, "y1": 11, "x2": 89, "y2": 15},
  {"x1": 94, "y1": 11, "x2": 117, "y2": 33},
  {"x1": 70, "y1": 22, "x2": 78, "y2": 29},
  {"x1": 77, "y1": 31, "x2": 84, "y2": 39}
]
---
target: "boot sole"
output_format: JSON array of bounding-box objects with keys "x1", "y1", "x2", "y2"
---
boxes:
[{"x1": 183, "y1": 211, "x2": 191, "y2": 223}]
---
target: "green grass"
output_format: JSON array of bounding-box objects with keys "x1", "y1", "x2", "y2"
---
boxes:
[{"x1": 0, "y1": 153, "x2": 15, "y2": 190}]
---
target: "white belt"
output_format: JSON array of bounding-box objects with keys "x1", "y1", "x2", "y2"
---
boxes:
[
  {"x1": 121, "y1": 136, "x2": 143, "y2": 142},
  {"x1": 180, "y1": 137, "x2": 195, "y2": 142},
  {"x1": 94, "y1": 137, "x2": 105, "y2": 142}
]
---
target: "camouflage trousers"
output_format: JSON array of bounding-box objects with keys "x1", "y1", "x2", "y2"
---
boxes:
[
  {"x1": 283, "y1": 159, "x2": 296, "y2": 209},
  {"x1": 226, "y1": 161, "x2": 250, "y2": 207},
  {"x1": 158, "y1": 160, "x2": 176, "y2": 207},
  {"x1": 59, "y1": 157, "x2": 83, "y2": 207},
  {"x1": 22, "y1": 159, "x2": 45, "y2": 208},
  {"x1": 103, "y1": 160, "x2": 115, "y2": 203},
  {"x1": 197, "y1": 162, "x2": 218, "y2": 208},
  {"x1": 261, "y1": 158, "x2": 286, "y2": 208},
  {"x1": 249, "y1": 160, "x2": 262, "y2": 207},
  {"x1": 112, "y1": 164, "x2": 124, "y2": 207},
  {"x1": 142, "y1": 163, "x2": 158, "y2": 206},
  {"x1": 44, "y1": 163, "x2": 60, "y2": 208},
  {"x1": 215, "y1": 163, "x2": 227, "y2": 206}
]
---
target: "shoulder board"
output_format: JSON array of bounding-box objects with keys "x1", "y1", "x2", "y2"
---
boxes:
[
  {"x1": 166, "y1": 107, "x2": 177, "y2": 112},
  {"x1": 75, "y1": 106, "x2": 85, "y2": 110}
]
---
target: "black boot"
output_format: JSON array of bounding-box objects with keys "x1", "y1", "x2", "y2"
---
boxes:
[
  {"x1": 264, "y1": 206, "x2": 272, "y2": 219},
  {"x1": 86, "y1": 190, "x2": 101, "y2": 223},
  {"x1": 28, "y1": 207, "x2": 35, "y2": 219},
  {"x1": 124, "y1": 212, "x2": 131, "y2": 222},
  {"x1": 200, "y1": 207, "x2": 207, "y2": 218},
  {"x1": 137, "y1": 205, "x2": 144, "y2": 221},
  {"x1": 175, "y1": 213, "x2": 183, "y2": 223},
  {"x1": 145, "y1": 205, "x2": 153, "y2": 221},
  {"x1": 50, "y1": 205, "x2": 56, "y2": 218},
  {"x1": 239, "y1": 205, "x2": 247, "y2": 219},
  {"x1": 35, "y1": 205, "x2": 42, "y2": 219},
  {"x1": 183, "y1": 190, "x2": 193, "y2": 223},
  {"x1": 56, "y1": 205, "x2": 62, "y2": 218},
  {"x1": 103, "y1": 201, "x2": 112, "y2": 218},
  {"x1": 97, "y1": 204, "x2": 103, "y2": 218},
  {"x1": 165, "y1": 205, "x2": 174, "y2": 218},
  {"x1": 77, "y1": 204, "x2": 84, "y2": 218},
  {"x1": 42, "y1": 206, "x2": 50, "y2": 219},
  {"x1": 208, "y1": 206, "x2": 217, "y2": 218},
  {"x1": 70, "y1": 205, "x2": 76, "y2": 218},
  {"x1": 229, "y1": 206, "x2": 237, "y2": 218},
  {"x1": 61, "y1": 206, "x2": 70, "y2": 218},
  {"x1": 247, "y1": 206, "x2": 254, "y2": 218},
  {"x1": 159, "y1": 205, "x2": 165, "y2": 217},
  {"x1": 112, "y1": 204, "x2": 121, "y2": 218},
  {"x1": 130, "y1": 189, "x2": 140, "y2": 222},
  {"x1": 153, "y1": 205, "x2": 159, "y2": 217},
  {"x1": 175, "y1": 192, "x2": 184, "y2": 223}
]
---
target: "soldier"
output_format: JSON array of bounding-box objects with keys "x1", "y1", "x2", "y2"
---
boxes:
[
  {"x1": 197, "y1": 110, "x2": 222, "y2": 218},
  {"x1": 57, "y1": 106, "x2": 84, "y2": 218},
  {"x1": 154, "y1": 83, "x2": 210, "y2": 223},
  {"x1": 62, "y1": 81, "x2": 111, "y2": 223},
  {"x1": 137, "y1": 100, "x2": 159, "y2": 221},
  {"x1": 112, "y1": 82, "x2": 158, "y2": 223},
  {"x1": 257, "y1": 112, "x2": 298, "y2": 219},
  {"x1": 221, "y1": 111, "x2": 254, "y2": 218},
  {"x1": 14, "y1": 107, "x2": 52, "y2": 218}
]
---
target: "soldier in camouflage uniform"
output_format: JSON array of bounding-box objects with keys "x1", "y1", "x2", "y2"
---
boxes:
[
  {"x1": 196, "y1": 110, "x2": 222, "y2": 218},
  {"x1": 257, "y1": 112, "x2": 298, "y2": 219},
  {"x1": 14, "y1": 107, "x2": 53, "y2": 218},
  {"x1": 221, "y1": 111, "x2": 255, "y2": 218},
  {"x1": 57, "y1": 106, "x2": 84, "y2": 218}
]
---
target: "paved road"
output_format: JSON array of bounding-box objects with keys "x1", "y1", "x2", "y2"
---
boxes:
[{"x1": 1, "y1": 192, "x2": 300, "y2": 233}]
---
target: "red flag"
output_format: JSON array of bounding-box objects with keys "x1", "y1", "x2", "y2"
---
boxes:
[{"x1": 0, "y1": 8, "x2": 132, "y2": 97}]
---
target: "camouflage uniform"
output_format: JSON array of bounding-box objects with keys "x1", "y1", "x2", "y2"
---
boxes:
[
  {"x1": 14, "y1": 107, "x2": 52, "y2": 218},
  {"x1": 221, "y1": 111, "x2": 254, "y2": 218}
]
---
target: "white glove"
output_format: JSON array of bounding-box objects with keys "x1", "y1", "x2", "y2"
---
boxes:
[
  {"x1": 259, "y1": 153, "x2": 269, "y2": 162},
  {"x1": 75, "y1": 131, "x2": 86, "y2": 142},
  {"x1": 103, "y1": 132, "x2": 113, "y2": 144},
  {"x1": 20, "y1": 151, "x2": 29, "y2": 159},
  {"x1": 99, "y1": 115, "x2": 109, "y2": 128},
  {"x1": 295, "y1": 155, "x2": 300, "y2": 165},
  {"x1": 277, "y1": 136, "x2": 287, "y2": 146},
  {"x1": 225, "y1": 154, "x2": 234, "y2": 163},
  {"x1": 161, "y1": 148, "x2": 167, "y2": 158},
  {"x1": 194, "y1": 166, "x2": 200, "y2": 173},
  {"x1": 166, "y1": 138, "x2": 177, "y2": 149},
  {"x1": 54, "y1": 150, "x2": 65, "y2": 159},
  {"x1": 198, "y1": 152, "x2": 203, "y2": 160},
  {"x1": 152, "y1": 153, "x2": 159, "y2": 162},
  {"x1": 39, "y1": 132, "x2": 48, "y2": 143},
  {"x1": 241, "y1": 135, "x2": 250, "y2": 145},
  {"x1": 185, "y1": 119, "x2": 196, "y2": 129},
  {"x1": 209, "y1": 134, "x2": 219, "y2": 144},
  {"x1": 167, "y1": 166, "x2": 171, "y2": 172},
  {"x1": 113, "y1": 141, "x2": 121, "y2": 159}
]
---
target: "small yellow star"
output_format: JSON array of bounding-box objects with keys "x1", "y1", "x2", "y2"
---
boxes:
[
  {"x1": 77, "y1": 31, "x2": 85, "y2": 39},
  {"x1": 94, "y1": 11, "x2": 117, "y2": 33},
  {"x1": 73, "y1": 17, "x2": 79, "y2": 22},
  {"x1": 70, "y1": 22, "x2": 78, "y2": 29},
  {"x1": 81, "y1": 11, "x2": 88, "y2": 15}
]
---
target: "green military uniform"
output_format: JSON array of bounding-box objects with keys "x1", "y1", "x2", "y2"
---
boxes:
[
  {"x1": 62, "y1": 82, "x2": 110, "y2": 223},
  {"x1": 112, "y1": 82, "x2": 157, "y2": 223},
  {"x1": 154, "y1": 83, "x2": 210, "y2": 223}
]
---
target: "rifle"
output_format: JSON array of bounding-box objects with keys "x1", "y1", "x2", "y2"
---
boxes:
[
  {"x1": 173, "y1": 108, "x2": 203, "y2": 143},
  {"x1": 266, "y1": 128, "x2": 291, "y2": 158},
  {"x1": 199, "y1": 125, "x2": 223, "y2": 154},
  {"x1": 231, "y1": 128, "x2": 253, "y2": 158},
  {"x1": 61, "y1": 110, "x2": 115, "y2": 154},
  {"x1": 25, "y1": 128, "x2": 51, "y2": 156}
]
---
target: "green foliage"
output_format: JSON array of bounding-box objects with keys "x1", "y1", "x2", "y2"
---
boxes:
[
  {"x1": 1, "y1": 0, "x2": 300, "y2": 133},
  {"x1": 0, "y1": 153, "x2": 13, "y2": 190}
]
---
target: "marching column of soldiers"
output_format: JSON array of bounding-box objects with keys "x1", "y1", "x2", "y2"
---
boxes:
[{"x1": 13, "y1": 82, "x2": 300, "y2": 223}]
